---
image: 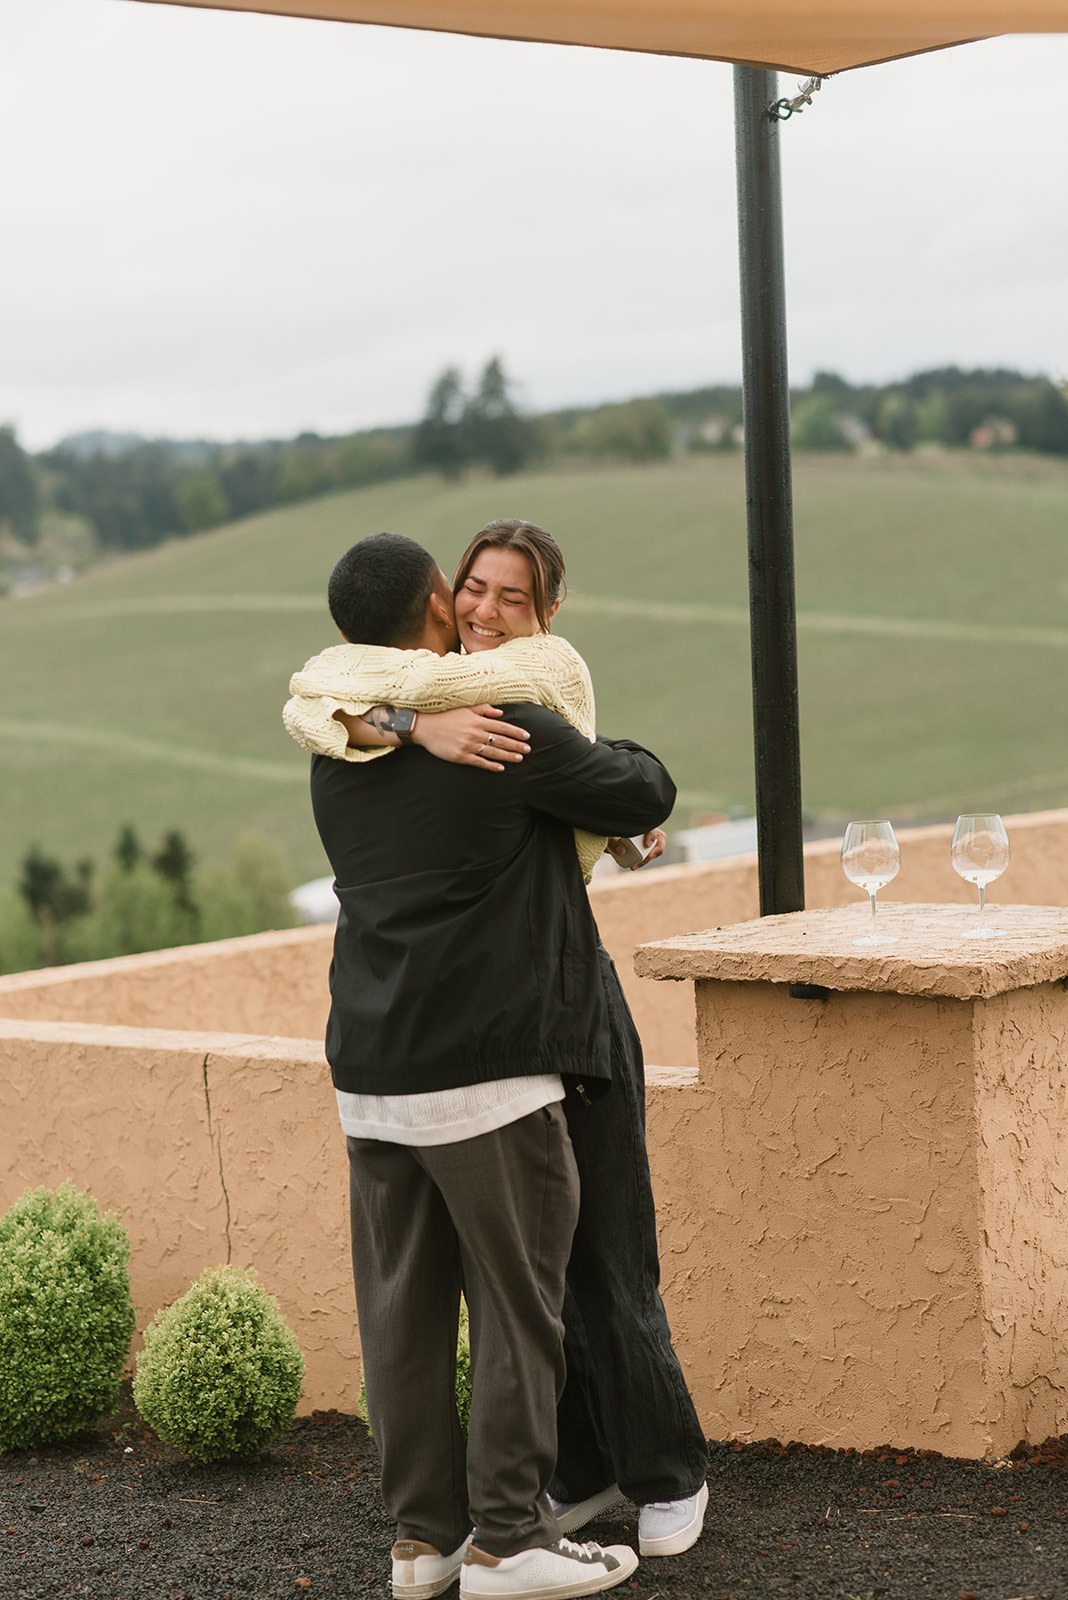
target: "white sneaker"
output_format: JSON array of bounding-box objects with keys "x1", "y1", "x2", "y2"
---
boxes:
[
  {"x1": 460, "y1": 1536, "x2": 638, "y2": 1598},
  {"x1": 545, "y1": 1484, "x2": 625, "y2": 1535},
  {"x1": 392, "y1": 1535, "x2": 470, "y2": 1598},
  {"x1": 637, "y1": 1481, "x2": 708, "y2": 1557}
]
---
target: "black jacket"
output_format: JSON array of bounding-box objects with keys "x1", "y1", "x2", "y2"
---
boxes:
[{"x1": 310, "y1": 702, "x2": 675, "y2": 1096}]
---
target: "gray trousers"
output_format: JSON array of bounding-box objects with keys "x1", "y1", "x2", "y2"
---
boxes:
[{"x1": 346, "y1": 1102, "x2": 579, "y2": 1558}]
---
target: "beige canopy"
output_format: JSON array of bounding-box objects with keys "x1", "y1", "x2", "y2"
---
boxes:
[{"x1": 132, "y1": 0, "x2": 1066, "y2": 75}]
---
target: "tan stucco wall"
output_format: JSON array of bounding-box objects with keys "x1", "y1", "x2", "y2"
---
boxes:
[
  {"x1": 974, "y1": 983, "x2": 1068, "y2": 1449},
  {"x1": 3, "y1": 809, "x2": 1068, "y2": 1443},
  {"x1": 647, "y1": 984, "x2": 987, "y2": 1454},
  {"x1": 646, "y1": 980, "x2": 1068, "y2": 1457},
  {"x1": 636, "y1": 903, "x2": 1068, "y2": 1457},
  {"x1": 0, "y1": 1018, "x2": 360, "y2": 1414},
  {"x1": 0, "y1": 926, "x2": 334, "y2": 1037}
]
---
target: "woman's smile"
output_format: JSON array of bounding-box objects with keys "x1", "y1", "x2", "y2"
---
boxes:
[{"x1": 455, "y1": 547, "x2": 542, "y2": 652}]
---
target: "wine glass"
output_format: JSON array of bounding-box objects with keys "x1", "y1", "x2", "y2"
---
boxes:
[
  {"x1": 841, "y1": 821, "x2": 900, "y2": 945},
  {"x1": 950, "y1": 814, "x2": 1009, "y2": 937}
]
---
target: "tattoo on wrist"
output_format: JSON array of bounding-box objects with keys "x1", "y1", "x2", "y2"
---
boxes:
[
  {"x1": 366, "y1": 704, "x2": 417, "y2": 743},
  {"x1": 366, "y1": 705, "x2": 395, "y2": 735}
]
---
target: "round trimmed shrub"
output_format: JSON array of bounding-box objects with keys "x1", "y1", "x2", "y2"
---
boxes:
[
  {"x1": 133, "y1": 1265, "x2": 305, "y2": 1461},
  {"x1": 0, "y1": 1182, "x2": 137, "y2": 1450}
]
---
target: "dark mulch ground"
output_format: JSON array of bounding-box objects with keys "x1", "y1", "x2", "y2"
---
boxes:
[{"x1": 5, "y1": 1384, "x2": 1068, "y2": 1600}]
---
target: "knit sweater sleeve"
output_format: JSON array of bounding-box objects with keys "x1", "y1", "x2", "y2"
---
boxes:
[{"x1": 283, "y1": 634, "x2": 596, "y2": 757}]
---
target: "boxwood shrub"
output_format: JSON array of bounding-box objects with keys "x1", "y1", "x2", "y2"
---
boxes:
[
  {"x1": 0, "y1": 1182, "x2": 136, "y2": 1450},
  {"x1": 133, "y1": 1265, "x2": 304, "y2": 1462}
]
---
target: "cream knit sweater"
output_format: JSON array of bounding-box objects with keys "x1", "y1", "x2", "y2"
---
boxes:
[{"x1": 283, "y1": 633, "x2": 607, "y2": 881}]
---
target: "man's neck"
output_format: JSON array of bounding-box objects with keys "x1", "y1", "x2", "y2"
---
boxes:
[{"x1": 395, "y1": 630, "x2": 447, "y2": 656}]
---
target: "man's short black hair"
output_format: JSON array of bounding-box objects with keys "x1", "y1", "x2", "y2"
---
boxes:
[{"x1": 328, "y1": 532, "x2": 439, "y2": 646}]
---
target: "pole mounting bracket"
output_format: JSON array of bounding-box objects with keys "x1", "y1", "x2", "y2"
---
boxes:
[{"x1": 769, "y1": 76, "x2": 828, "y2": 121}]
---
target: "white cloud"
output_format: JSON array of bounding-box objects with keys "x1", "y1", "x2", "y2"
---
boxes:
[{"x1": 0, "y1": 3, "x2": 1065, "y2": 446}]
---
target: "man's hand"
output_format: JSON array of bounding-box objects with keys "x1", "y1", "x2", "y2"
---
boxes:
[
  {"x1": 605, "y1": 828, "x2": 667, "y2": 870},
  {"x1": 413, "y1": 706, "x2": 531, "y2": 771}
]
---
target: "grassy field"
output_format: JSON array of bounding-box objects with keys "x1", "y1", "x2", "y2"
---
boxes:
[{"x1": 3, "y1": 448, "x2": 1068, "y2": 893}]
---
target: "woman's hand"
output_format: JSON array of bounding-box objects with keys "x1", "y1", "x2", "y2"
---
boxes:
[
  {"x1": 413, "y1": 705, "x2": 531, "y2": 770},
  {"x1": 639, "y1": 828, "x2": 667, "y2": 864},
  {"x1": 605, "y1": 828, "x2": 668, "y2": 869}
]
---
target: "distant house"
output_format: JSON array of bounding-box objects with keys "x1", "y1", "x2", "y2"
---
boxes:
[{"x1": 970, "y1": 417, "x2": 1017, "y2": 449}]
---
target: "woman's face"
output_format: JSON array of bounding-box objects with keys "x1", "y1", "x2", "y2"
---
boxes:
[{"x1": 454, "y1": 546, "x2": 558, "y2": 653}]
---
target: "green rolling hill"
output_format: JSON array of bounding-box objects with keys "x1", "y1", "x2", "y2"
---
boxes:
[{"x1": 3, "y1": 450, "x2": 1068, "y2": 894}]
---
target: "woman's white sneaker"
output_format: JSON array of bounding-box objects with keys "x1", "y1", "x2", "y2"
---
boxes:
[
  {"x1": 392, "y1": 1535, "x2": 470, "y2": 1598},
  {"x1": 460, "y1": 1536, "x2": 638, "y2": 1598},
  {"x1": 637, "y1": 1481, "x2": 708, "y2": 1557}
]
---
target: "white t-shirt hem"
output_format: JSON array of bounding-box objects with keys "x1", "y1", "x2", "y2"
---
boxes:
[{"x1": 336, "y1": 1074, "x2": 565, "y2": 1146}]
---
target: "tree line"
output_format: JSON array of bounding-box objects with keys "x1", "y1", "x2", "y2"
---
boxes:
[
  {"x1": 790, "y1": 367, "x2": 1068, "y2": 455},
  {"x1": 0, "y1": 826, "x2": 296, "y2": 974},
  {"x1": 2, "y1": 363, "x2": 1066, "y2": 561}
]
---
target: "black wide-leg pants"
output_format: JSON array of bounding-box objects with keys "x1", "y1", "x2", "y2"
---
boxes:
[{"x1": 551, "y1": 944, "x2": 709, "y2": 1507}]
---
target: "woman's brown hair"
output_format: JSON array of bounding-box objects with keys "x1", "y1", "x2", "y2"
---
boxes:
[{"x1": 452, "y1": 519, "x2": 566, "y2": 633}]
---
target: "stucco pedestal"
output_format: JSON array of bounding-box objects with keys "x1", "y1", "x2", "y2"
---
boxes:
[{"x1": 636, "y1": 903, "x2": 1068, "y2": 1458}]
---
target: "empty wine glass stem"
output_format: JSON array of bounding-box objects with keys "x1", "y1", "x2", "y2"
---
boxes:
[
  {"x1": 978, "y1": 884, "x2": 986, "y2": 917},
  {"x1": 869, "y1": 890, "x2": 878, "y2": 934}
]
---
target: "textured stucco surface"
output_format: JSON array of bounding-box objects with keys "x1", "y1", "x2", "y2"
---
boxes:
[
  {"x1": 648, "y1": 981, "x2": 990, "y2": 1454},
  {"x1": 0, "y1": 926, "x2": 334, "y2": 1038},
  {"x1": 641, "y1": 929, "x2": 1068, "y2": 1456},
  {"x1": 636, "y1": 903, "x2": 1068, "y2": 999},
  {"x1": 974, "y1": 983, "x2": 1068, "y2": 1449},
  {"x1": 0, "y1": 1019, "x2": 359, "y2": 1415}
]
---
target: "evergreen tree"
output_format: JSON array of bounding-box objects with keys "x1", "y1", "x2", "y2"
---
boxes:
[
  {"x1": 464, "y1": 357, "x2": 536, "y2": 476},
  {"x1": 114, "y1": 825, "x2": 143, "y2": 874},
  {"x1": 175, "y1": 471, "x2": 231, "y2": 533},
  {"x1": 218, "y1": 448, "x2": 281, "y2": 518},
  {"x1": 0, "y1": 426, "x2": 40, "y2": 545},
  {"x1": 17, "y1": 847, "x2": 93, "y2": 966},
  {"x1": 44, "y1": 443, "x2": 183, "y2": 551},
  {"x1": 1011, "y1": 382, "x2": 1068, "y2": 454},
  {"x1": 875, "y1": 392, "x2": 918, "y2": 451},
  {"x1": 18, "y1": 848, "x2": 93, "y2": 926},
  {"x1": 151, "y1": 830, "x2": 196, "y2": 916},
  {"x1": 413, "y1": 367, "x2": 468, "y2": 480}
]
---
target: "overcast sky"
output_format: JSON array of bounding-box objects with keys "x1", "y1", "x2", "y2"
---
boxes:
[{"x1": 2, "y1": 1, "x2": 1066, "y2": 449}]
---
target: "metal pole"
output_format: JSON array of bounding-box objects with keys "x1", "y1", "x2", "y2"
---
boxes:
[{"x1": 733, "y1": 64, "x2": 805, "y2": 917}]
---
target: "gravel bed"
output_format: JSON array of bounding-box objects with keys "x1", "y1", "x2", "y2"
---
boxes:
[{"x1": 4, "y1": 1386, "x2": 1068, "y2": 1599}]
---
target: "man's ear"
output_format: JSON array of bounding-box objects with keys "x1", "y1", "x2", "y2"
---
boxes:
[{"x1": 427, "y1": 590, "x2": 452, "y2": 628}]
